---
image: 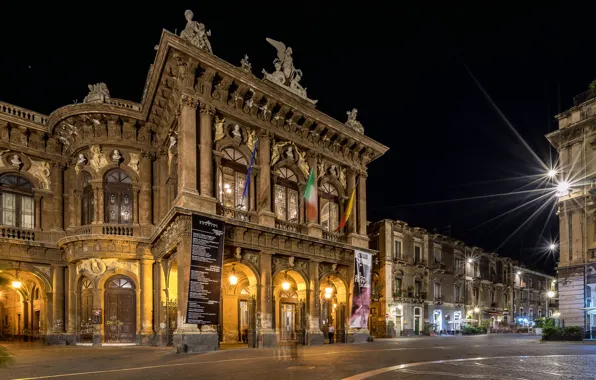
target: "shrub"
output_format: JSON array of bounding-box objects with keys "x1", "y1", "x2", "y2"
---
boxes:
[
  {"x1": 534, "y1": 318, "x2": 555, "y2": 329},
  {"x1": 563, "y1": 326, "x2": 582, "y2": 337},
  {"x1": 542, "y1": 326, "x2": 561, "y2": 338}
]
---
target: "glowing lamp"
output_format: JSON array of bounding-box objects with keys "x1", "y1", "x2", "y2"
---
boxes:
[
  {"x1": 229, "y1": 264, "x2": 238, "y2": 285},
  {"x1": 473, "y1": 307, "x2": 480, "y2": 313},
  {"x1": 397, "y1": 304, "x2": 403, "y2": 310},
  {"x1": 11, "y1": 280, "x2": 21, "y2": 289},
  {"x1": 547, "y1": 291, "x2": 555, "y2": 298},
  {"x1": 517, "y1": 271, "x2": 521, "y2": 276},
  {"x1": 467, "y1": 258, "x2": 473, "y2": 263},
  {"x1": 549, "y1": 244, "x2": 556, "y2": 251},
  {"x1": 281, "y1": 271, "x2": 291, "y2": 291},
  {"x1": 547, "y1": 169, "x2": 557, "y2": 178},
  {"x1": 556, "y1": 181, "x2": 570, "y2": 197}
]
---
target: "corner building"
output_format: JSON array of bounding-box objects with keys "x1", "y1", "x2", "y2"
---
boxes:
[{"x1": 0, "y1": 12, "x2": 387, "y2": 351}]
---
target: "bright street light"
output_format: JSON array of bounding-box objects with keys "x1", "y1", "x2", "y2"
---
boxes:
[
  {"x1": 556, "y1": 181, "x2": 570, "y2": 197},
  {"x1": 549, "y1": 243, "x2": 556, "y2": 251},
  {"x1": 467, "y1": 258, "x2": 473, "y2": 263},
  {"x1": 547, "y1": 169, "x2": 557, "y2": 178},
  {"x1": 547, "y1": 291, "x2": 555, "y2": 298},
  {"x1": 473, "y1": 307, "x2": 480, "y2": 313}
]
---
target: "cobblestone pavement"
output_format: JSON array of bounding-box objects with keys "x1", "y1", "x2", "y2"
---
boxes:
[{"x1": 2, "y1": 335, "x2": 596, "y2": 380}]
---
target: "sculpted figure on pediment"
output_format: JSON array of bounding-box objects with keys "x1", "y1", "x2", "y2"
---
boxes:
[{"x1": 180, "y1": 10, "x2": 213, "y2": 54}]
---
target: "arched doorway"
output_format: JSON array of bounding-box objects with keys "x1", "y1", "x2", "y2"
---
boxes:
[
  {"x1": 273, "y1": 270, "x2": 307, "y2": 343},
  {"x1": 221, "y1": 262, "x2": 258, "y2": 346},
  {"x1": 319, "y1": 274, "x2": 348, "y2": 343},
  {"x1": 104, "y1": 275, "x2": 136, "y2": 343},
  {"x1": 79, "y1": 277, "x2": 94, "y2": 343}
]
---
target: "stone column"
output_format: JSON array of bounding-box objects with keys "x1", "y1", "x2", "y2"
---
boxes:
[
  {"x1": 22, "y1": 300, "x2": 29, "y2": 341},
  {"x1": 258, "y1": 251, "x2": 276, "y2": 347},
  {"x1": 140, "y1": 258, "x2": 155, "y2": 345},
  {"x1": 357, "y1": 171, "x2": 367, "y2": 236},
  {"x1": 157, "y1": 260, "x2": 167, "y2": 345},
  {"x1": 34, "y1": 193, "x2": 42, "y2": 230},
  {"x1": 65, "y1": 263, "x2": 77, "y2": 344},
  {"x1": 199, "y1": 103, "x2": 215, "y2": 199},
  {"x1": 173, "y1": 216, "x2": 218, "y2": 353},
  {"x1": 139, "y1": 152, "x2": 152, "y2": 226},
  {"x1": 97, "y1": 184, "x2": 104, "y2": 224},
  {"x1": 257, "y1": 132, "x2": 275, "y2": 227},
  {"x1": 175, "y1": 94, "x2": 201, "y2": 209},
  {"x1": 132, "y1": 185, "x2": 140, "y2": 225},
  {"x1": 52, "y1": 163, "x2": 64, "y2": 231},
  {"x1": 49, "y1": 265, "x2": 65, "y2": 344},
  {"x1": 347, "y1": 169, "x2": 357, "y2": 235},
  {"x1": 92, "y1": 184, "x2": 100, "y2": 224},
  {"x1": 65, "y1": 167, "x2": 76, "y2": 229},
  {"x1": 159, "y1": 153, "x2": 169, "y2": 220},
  {"x1": 307, "y1": 260, "x2": 324, "y2": 345}
]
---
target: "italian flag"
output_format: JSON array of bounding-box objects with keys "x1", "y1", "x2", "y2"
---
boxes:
[
  {"x1": 304, "y1": 169, "x2": 317, "y2": 222},
  {"x1": 337, "y1": 188, "x2": 355, "y2": 231}
]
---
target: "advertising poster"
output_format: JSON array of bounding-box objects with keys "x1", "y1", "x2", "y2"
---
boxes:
[{"x1": 350, "y1": 250, "x2": 372, "y2": 329}]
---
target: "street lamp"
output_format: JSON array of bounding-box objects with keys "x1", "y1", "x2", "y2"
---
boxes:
[
  {"x1": 473, "y1": 307, "x2": 479, "y2": 313},
  {"x1": 517, "y1": 271, "x2": 521, "y2": 276},
  {"x1": 556, "y1": 181, "x2": 570, "y2": 197},
  {"x1": 549, "y1": 243, "x2": 556, "y2": 251},
  {"x1": 229, "y1": 264, "x2": 238, "y2": 285},
  {"x1": 547, "y1": 169, "x2": 557, "y2": 178},
  {"x1": 282, "y1": 271, "x2": 291, "y2": 291},
  {"x1": 324, "y1": 278, "x2": 333, "y2": 299},
  {"x1": 467, "y1": 258, "x2": 473, "y2": 264},
  {"x1": 547, "y1": 290, "x2": 555, "y2": 298},
  {"x1": 12, "y1": 266, "x2": 21, "y2": 289}
]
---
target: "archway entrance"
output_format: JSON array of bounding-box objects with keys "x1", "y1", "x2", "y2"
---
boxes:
[
  {"x1": 319, "y1": 274, "x2": 347, "y2": 343},
  {"x1": 273, "y1": 270, "x2": 307, "y2": 344},
  {"x1": 221, "y1": 262, "x2": 257, "y2": 347},
  {"x1": 104, "y1": 275, "x2": 136, "y2": 343},
  {"x1": 79, "y1": 277, "x2": 94, "y2": 343}
]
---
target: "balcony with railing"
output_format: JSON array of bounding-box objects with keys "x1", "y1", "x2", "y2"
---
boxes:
[
  {"x1": 275, "y1": 219, "x2": 303, "y2": 234},
  {"x1": 0, "y1": 101, "x2": 47, "y2": 126},
  {"x1": 574, "y1": 88, "x2": 596, "y2": 106},
  {"x1": 217, "y1": 205, "x2": 252, "y2": 223},
  {"x1": 0, "y1": 225, "x2": 66, "y2": 244},
  {"x1": 322, "y1": 230, "x2": 346, "y2": 243}
]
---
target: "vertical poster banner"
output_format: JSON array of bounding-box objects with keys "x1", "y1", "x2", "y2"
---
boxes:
[
  {"x1": 350, "y1": 250, "x2": 372, "y2": 329},
  {"x1": 186, "y1": 214, "x2": 225, "y2": 325}
]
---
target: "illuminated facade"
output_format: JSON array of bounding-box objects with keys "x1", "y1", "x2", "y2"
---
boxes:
[{"x1": 0, "y1": 10, "x2": 388, "y2": 351}]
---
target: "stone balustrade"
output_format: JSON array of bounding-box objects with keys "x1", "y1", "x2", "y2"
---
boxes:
[
  {"x1": 218, "y1": 205, "x2": 251, "y2": 222},
  {"x1": 106, "y1": 98, "x2": 142, "y2": 111},
  {"x1": 322, "y1": 230, "x2": 346, "y2": 243},
  {"x1": 0, "y1": 226, "x2": 36, "y2": 241},
  {"x1": 102, "y1": 224, "x2": 134, "y2": 236},
  {"x1": 275, "y1": 219, "x2": 302, "y2": 234},
  {"x1": 0, "y1": 101, "x2": 47, "y2": 125}
]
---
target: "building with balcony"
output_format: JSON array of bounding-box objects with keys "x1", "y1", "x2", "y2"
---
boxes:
[
  {"x1": 546, "y1": 87, "x2": 596, "y2": 338},
  {"x1": 368, "y1": 219, "x2": 556, "y2": 337},
  {"x1": 512, "y1": 267, "x2": 558, "y2": 324},
  {"x1": 0, "y1": 10, "x2": 388, "y2": 351}
]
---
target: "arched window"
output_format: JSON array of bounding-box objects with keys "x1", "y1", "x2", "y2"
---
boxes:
[
  {"x1": 0, "y1": 174, "x2": 34, "y2": 229},
  {"x1": 104, "y1": 169, "x2": 133, "y2": 224},
  {"x1": 274, "y1": 167, "x2": 299, "y2": 222},
  {"x1": 106, "y1": 275, "x2": 134, "y2": 289},
  {"x1": 219, "y1": 148, "x2": 248, "y2": 210},
  {"x1": 81, "y1": 172, "x2": 94, "y2": 225},
  {"x1": 320, "y1": 182, "x2": 339, "y2": 231}
]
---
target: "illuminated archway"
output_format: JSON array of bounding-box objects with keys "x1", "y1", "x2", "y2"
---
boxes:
[
  {"x1": 221, "y1": 262, "x2": 258, "y2": 344},
  {"x1": 273, "y1": 269, "x2": 307, "y2": 341},
  {"x1": 319, "y1": 274, "x2": 348, "y2": 342}
]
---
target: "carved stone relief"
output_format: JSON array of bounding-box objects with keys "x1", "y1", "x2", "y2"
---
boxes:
[
  {"x1": 28, "y1": 158, "x2": 51, "y2": 190},
  {"x1": 128, "y1": 152, "x2": 140, "y2": 175}
]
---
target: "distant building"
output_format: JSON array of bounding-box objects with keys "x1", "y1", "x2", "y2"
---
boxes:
[
  {"x1": 368, "y1": 219, "x2": 556, "y2": 336},
  {"x1": 546, "y1": 87, "x2": 596, "y2": 337}
]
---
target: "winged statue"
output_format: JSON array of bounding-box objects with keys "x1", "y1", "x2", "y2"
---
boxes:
[{"x1": 266, "y1": 38, "x2": 294, "y2": 82}]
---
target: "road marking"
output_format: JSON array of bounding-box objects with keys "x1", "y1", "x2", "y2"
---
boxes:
[{"x1": 341, "y1": 354, "x2": 596, "y2": 380}]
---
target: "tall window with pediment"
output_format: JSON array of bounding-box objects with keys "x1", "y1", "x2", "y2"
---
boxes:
[
  {"x1": 320, "y1": 182, "x2": 339, "y2": 231},
  {"x1": 0, "y1": 175, "x2": 34, "y2": 229},
  {"x1": 220, "y1": 148, "x2": 248, "y2": 210},
  {"x1": 81, "y1": 172, "x2": 94, "y2": 225},
  {"x1": 274, "y1": 167, "x2": 299, "y2": 223},
  {"x1": 104, "y1": 169, "x2": 133, "y2": 224}
]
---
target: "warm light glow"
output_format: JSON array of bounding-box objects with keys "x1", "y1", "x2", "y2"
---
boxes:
[
  {"x1": 325, "y1": 286, "x2": 333, "y2": 295},
  {"x1": 467, "y1": 258, "x2": 473, "y2": 263},
  {"x1": 324, "y1": 292, "x2": 332, "y2": 299},
  {"x1": 556, "y1": 181, "x2": 570, "y2": 197},
  {"x1": 11, "y1": 281, "x2": 21, "y2": 289},
  {"x1": 473, "y1": 307, "x2": 480, "y2": 313},
  {"x1": 333, "y1": 303, "x2": 337, "y2": 309},
  {"x1": 229, "y1": 274, "x2": 238, "y2": 285},
  {"x1": 397, "y1": 304, "x2": 403, "y2": 310},
  {"x1": 547, "y1": 169, "x2": 557, "y2": 178},
  {"x1": 549, "y1": 243, "x2": 556, "y2": 250},
  {"x1": 517, "y1": 271, "x2": 521, "y2": 276},
  {"x1": 282, "y1": 281, "x2": 290, "y2": 291},
  {"x1": 547, "y1": 291, "x2": 555, "y2": 298}
]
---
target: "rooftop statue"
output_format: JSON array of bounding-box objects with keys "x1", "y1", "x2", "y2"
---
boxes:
[
  {"x1": 180, "y1": 10, "x2": 213, "y2": 54},
  {"x1": 83, "y1": 83, "x2": 110, "y2": 103},
  {"x1": 345, "y1": 108, "x2": 364, "y2": 134},
  {"x1": 263, "y1": 38, "x2": 317, "y2": 104}
]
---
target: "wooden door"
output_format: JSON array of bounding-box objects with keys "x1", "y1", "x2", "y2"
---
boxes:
[{"x1": 105, "y1": 276, "x2": 136, "y2": 343}]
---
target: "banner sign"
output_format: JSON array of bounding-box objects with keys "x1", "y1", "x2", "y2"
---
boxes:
[
  {"x1": 350, "y1": 250, "x2": 372, "y2": 329},
  {"x1": 186, "y1": 214, "x2": 225, "y2": 325}
]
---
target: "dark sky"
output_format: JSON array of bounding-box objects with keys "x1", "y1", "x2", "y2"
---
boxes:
[{"x1": 1, "y1": 3, "x2": 591, "y2": 274}]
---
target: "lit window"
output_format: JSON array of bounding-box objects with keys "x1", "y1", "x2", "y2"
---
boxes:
[
  {"x1": 219, "y1": 148, "x2": 248, "y2": 210},
  {"x1": 274, "y1": 168, "x2": 299, "y2": 222},
  {"x1": 81, "y1": 172, "x2": 94, "y2": 225},
  {"x1": 0, "y1": 175, "x2": 34, "y2": 229},
  {"x1": 104, "y1": 169, "x2": 133, "y2": 224},
  {"x1": 320, "y1": 182, "x2": 339, "y2": 232}
]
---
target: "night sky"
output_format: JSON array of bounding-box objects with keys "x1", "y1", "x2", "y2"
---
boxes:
[{"x1": 1, "y1": 3, "x2": 591, "y2": 274}]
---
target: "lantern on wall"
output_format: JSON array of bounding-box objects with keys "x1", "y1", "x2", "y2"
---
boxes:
[
  {"x1": 282, "y1": 271, "x2": 291, "y2": 291},
  {"x1": 324, "y1": 277, "x2": 333, "y2": 299},
  {"x1": 229, "y1": 264, "x2": 238, "y2": 286}
]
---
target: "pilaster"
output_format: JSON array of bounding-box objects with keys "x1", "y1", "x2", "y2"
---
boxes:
[
  {"x1": 140, "y1": 258, "x2": 155, "y2": 345},
  {"x1": 257, "y1": 132, "x2": 275, "y2": 227},
  {"x1": 257, "y1": 251, "x2": 276, "y2": 347},
  {"x1": 174, "y1": 94, "x2": 202, "y2": 210},
  {"x1": 307, "y1": 260, "x2": 324, "y2": 345}
]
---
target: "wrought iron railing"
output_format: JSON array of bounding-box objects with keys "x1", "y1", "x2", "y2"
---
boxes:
[
  {"x1": 574, "y1": 89, "x2": 596, "y2": 106},
  {"x1": 219, "y1": 205, "x2": 251, "y2": 222}
]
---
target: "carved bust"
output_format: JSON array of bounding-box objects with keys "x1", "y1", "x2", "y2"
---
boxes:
[
  {"x1": 111, "y1": 150, "x2": 122, "y2": 162},
  {"x1": 232, "y1": 125, "x2": 242, "y2": 139},
  {"x1": 10, "y1": 154, "x2": 22, "y2": 167}
]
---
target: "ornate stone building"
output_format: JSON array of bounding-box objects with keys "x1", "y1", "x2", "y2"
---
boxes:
[
  {"x1": 547, "y1": 87, "x2": 596, "y2": 337},
  {"x1": 368, "y1": 220, "x2": 556, "y2": 337},
  {"x1": 0, "y1": 11, "x2": 387, "y2": 351}
]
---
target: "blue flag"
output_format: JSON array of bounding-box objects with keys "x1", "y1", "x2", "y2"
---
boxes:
[{"x1": 240, "y1": 139, "x2": 258, "y2": 208}]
